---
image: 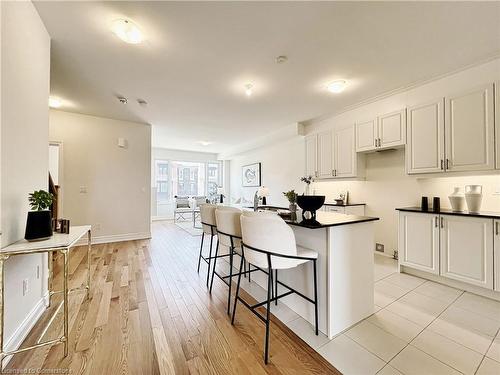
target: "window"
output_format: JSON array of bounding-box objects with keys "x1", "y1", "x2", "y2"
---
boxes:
[{"x1": 155, "y1": 160, "x2": 169, "y2": 203}]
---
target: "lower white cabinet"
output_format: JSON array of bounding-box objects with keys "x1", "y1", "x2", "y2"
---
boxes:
[
  {"x1": 399, "y1": 212, "x2": 440, "y2": 274},
  {"x1": 399, "y1": 211, "x2": 496, "y2": 290},
  {"x1": 440, "y1": 215, "x2": 493, "y2": 289},
  {"x1": 495, "y1": 220, "x2": 500, "y2": 291}
]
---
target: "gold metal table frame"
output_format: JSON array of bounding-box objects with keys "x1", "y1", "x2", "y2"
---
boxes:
[{"x1": 0, "y1": 225, "x2": 91, "y2": 371}]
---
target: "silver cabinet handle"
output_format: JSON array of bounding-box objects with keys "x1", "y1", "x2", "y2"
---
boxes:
[
  {"x1": 332, "y1": 170, "x2": 334, "y2": 176},
  {"x1": 440, "y1": 160, "x2": 444, "y2": 170},
  {"x1": 496, "y1": 222, "x2": 499, "y2": 235},
  {"x1": 378, "y1": 138, "x2": 381, "y2": 147},
  {"x1": 374, "y1": 138, "x2": 377, "y2": 148},
  {"x1": 440, "y1": 217, "x2": 444, "y2": 228},
  {"x1": 434, "y1": 216, "x2": 439, "y2": 228},
  {"x1": 446, "y1": 159, "x2": 450, "y2": 170}
]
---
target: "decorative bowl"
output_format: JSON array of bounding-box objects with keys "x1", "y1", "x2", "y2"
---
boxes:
[{"x1": 296, "y1": 195, "x2": 325, "y2": 219}]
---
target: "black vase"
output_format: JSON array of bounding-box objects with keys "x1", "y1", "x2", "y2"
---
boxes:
[{"x1": 25, "y1": 210, "x2": 53, "y2": 241}]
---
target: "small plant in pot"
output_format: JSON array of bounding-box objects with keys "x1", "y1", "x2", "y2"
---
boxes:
[
  {"x1": 283, "y1": 190, "x2": 298, "y2": 212},
  {"x1": 25, "y1": 190, "x2": 54, "y2": 241}
]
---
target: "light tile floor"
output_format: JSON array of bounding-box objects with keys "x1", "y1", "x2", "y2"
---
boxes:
[{"x1": 234, "y1": 253, "x2": 500, "y2": 374}]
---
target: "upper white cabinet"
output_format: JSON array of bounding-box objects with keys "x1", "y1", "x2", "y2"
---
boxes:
[
  {"x1": 356, "y1": 110, "x2": 406, "y2": 152},
  {"x1": 378, "y1": 109, "x2": 406, "y2": 148},
  {"x1": 333, "y1": 126, "x2": 357, "y2": 178},
  {"x1": 440, "y1": 215, "x2": 493, "y2": 289},
  {"x1": 406, "y1": 99, "x2": 445, "y2": 174},
  {"x1": 305, "y1": 134, "x2": 317, "y2": 177},
  {"x1": 355, "y1": 119, "x2": 377, "y2": 152},
  {"x1": 317, "y1": 131, "x2": 333, "y2": 178},
  {"x1": 495, "y1": 81, "x2": 499, "y2": 170},
  {"x1": 399, "y1": 212, "x2": 440, "y2": 275},
  {"x1": 445, "y1": 83, "x2": 495, "y2": 172}
]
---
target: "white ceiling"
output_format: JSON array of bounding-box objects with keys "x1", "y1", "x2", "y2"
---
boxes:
[{"x1": 34, "y1": 1, "x2": 500, "y2": 153}]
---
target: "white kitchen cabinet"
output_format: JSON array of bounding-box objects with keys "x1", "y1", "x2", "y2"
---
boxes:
[
  {"x1": 399, "y1": 212, "x2": 440, "y2": 274},
  {"x1": 355, "y1": 119, "x2": 377, "y2": 152},
  {"x1": 494, "y1": 220, "x2": 500, "y2": 292},
  {"x1": 305, "y1": 134, "x2": 317, "y2": 178},
  {"x1": 495, "y1": 81, "x2": 499, "y2": 170},
  {"x1": 333, "y1": 126, "x2": 357, "y2": 178},
  {"x1": 378, "y1": 109, "x2": 406, "y2": 148},
  {"x1": 356, "y1": 110, "x2": 405, "y2": 152},
  {"x1": 445, "y1": 83, "x2": 495, "y2": 172},
  {"x1": 440, "y1": 215, "x2": 493, "y2": 289},
  {"x1": 406, "y1": 99, "x2": 445, "y2": 174},
  {"x1": 317, "y1": 131, "x2": 333, "y2": 178}
]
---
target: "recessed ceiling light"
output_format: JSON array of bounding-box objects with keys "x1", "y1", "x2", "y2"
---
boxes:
[
  {"x1": 111, "y1": 19, "x2": 143, "y2": 44},
  {"x1": 327, "y1": 80, "x2": 347, "y2": 94},
  {"x1": 197, "y1": 141, "x2": 212, "y2": 146},
  {"x1": 49, "y1": 97, "x2": 62, "y2": 108},
  {"x1": 276, "y1": 55, "x2": 288, "y2": 64},
  {"x1": 244, "y1": 83, "x2": 253, "y2": 97}
]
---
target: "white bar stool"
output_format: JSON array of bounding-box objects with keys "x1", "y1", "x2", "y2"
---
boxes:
[
  {"x1": 197, "y1": 204, "x2": 218, "y2": 286},
  {"x1": 231, "y1": 210, "x2": 319, "y2": 364}
]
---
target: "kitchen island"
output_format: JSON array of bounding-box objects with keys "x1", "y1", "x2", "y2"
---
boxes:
[{"x1": 239, "y1": 209, "x2": 379, "y2": 338}]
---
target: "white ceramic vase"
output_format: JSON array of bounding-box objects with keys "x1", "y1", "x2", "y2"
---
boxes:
[
  {"x1": 448, "y1": 187, "x2": 465, "y2": 212},
  {"x1": 465, "y1": 185, "x2": 483, "y2": 213}
]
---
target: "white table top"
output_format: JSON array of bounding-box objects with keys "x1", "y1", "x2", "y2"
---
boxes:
[{"x1": 1, "y1": 225, "x2": 91, "y2": 255}]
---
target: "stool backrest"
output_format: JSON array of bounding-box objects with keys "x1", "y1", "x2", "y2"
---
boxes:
[
  {"x1": 215, "y1": 207, "x2": 242, "y2": 249},
  {"x1": 200, "y1": 204, "x2": 217, "y2": 235},
  {"x1": 240, "y1": 211, "x2": 297, "y2": 269}
]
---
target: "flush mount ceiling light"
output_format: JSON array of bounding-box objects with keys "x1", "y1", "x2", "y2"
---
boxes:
[
  {"x1": 327, "y1": 80, "x2": 348, "y2": 94},
  {"x1": 111, "y1": 19, "x2": 143, "y2": 44},
  {"x1": 197, "y1": 141, "x2": 212, "y2": 146},
  {"x1": 49, "y1": 97, "x2": 62, "y2": 108},
  {"x1": 244, "y1": 83, "x2": 253, "y2": 97}
]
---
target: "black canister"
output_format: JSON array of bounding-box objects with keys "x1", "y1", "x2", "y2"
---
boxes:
[
  {"x1": 433, "y1": 197, "x2": 441, "y2": 212},
  {"x1": 421, "y1": 197, "x2": 429, "y2": 211}
]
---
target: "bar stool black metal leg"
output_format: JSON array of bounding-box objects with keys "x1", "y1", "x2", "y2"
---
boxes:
[
  {"x1": 207, "y1": 236, "x2": 216, "y2": 287},
  {"x1": 197, "y1": 232, "x2": 205, "y2": 273},
  {"x1": 243, "y1": 260, "x2": 247, "y2": 278},
  {"x1": 269, "y1": 268, "x2": 274, "y2": 302},
  {"x1": 264, "y1": 255, "x2": 272, "y2": 364},
  {"x1": 209, "y1": 239, "x2": 220, "y2": 293},
  {"x1": 248, "y1": 261, "x2": 251, "y2": 282},
  {"x1": 231, "y1": 254, "x2": 245, "y2": 325},
  {"x1": 274, "y1": 270, "x2": 278, "y2": 306},
  {"x1": 227, "y1": 248, "x2": 234, "y2": 315},
  {"x1": 313, "y1": 259, "x2": 319, "y2": 336}
]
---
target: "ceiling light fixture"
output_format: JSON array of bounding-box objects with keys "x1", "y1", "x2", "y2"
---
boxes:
[
  {"x1": 327, "y1": 80, "x2": 348, "y2": 94},
  {"x1": 111, "y1": 19, "x2": 143, "y2": 44},
  {"x1": 197, "y1": 141, "x2": 212, "y2": 146},
  {"x1": 276, "y1": 55, "x2": 288, "y2": 64},
  {"x1": 244, "y1": 83, "x2": 253, "y2": 97},
  {"x1": 49, "y1": 97, "x2": 62, "y2": 108}
]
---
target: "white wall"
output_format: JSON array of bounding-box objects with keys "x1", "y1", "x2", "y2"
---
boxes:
[
  {"x1": 228, "y1": 58, "x2": 500, "y2": 255},
  {"x1": 49, "y1": 110, "x2": 152, "y2": 243},
  {"x1": 1, "y1": 0, "x2": 50, "y2": 353},
  {"x1": 229, "y1": 136, "x2": 306, "y2": 207}
]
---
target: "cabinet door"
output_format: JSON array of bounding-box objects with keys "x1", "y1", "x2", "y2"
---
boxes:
[
  {"x1": 445, "y1": 83, "x2": 495, "y2": 172},
  {"x1": 317, "y1": 131, "x2": 333, "y2": 178},
  {"x1": 378, "y1": 109, "x2": 406, "y2": 148},
  {"x1": 355, "y1": 119, "x2": 377, "y2": 152},
  {"x1": 305, "y1": 135, "x2": 317, "y2": 178},
  {"x1": 399, "y1": 212, "x2": 440, "y2": 274},
  {"x1": 440, "y1": 215, "x2": 493, "y2": 289},
  {"x1": 495, "y1": 82, "x2": 499, "y2": 170},
  {"x1": 406, "y1": 99, "x2": 445, "y2": 174},
  {"x1": 333, "y1": 126, "x2": 357, "y2": 177},
  {"x1": 494, "y1": 220, "x2": 500, "y2": 291}
]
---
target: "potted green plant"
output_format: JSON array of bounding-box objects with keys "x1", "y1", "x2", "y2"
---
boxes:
[
  {"x1": 283, "y1": 190, "x2": 298, "y2": 212},
  {"x1": 25, "y1": 190, "x2": 54, "y2": 241}
]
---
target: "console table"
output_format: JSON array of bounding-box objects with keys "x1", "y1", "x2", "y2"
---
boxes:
[{"x1": 0, "y1": 225, "x2": 91, "y2": 369}]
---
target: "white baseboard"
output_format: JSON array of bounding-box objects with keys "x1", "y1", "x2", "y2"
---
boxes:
[
  {"x1": 76, "y1": 231, "x2": 151, "y2": 246},
  {"x1": 3, "y1": 293, "x2": 48, "y2": 368}
]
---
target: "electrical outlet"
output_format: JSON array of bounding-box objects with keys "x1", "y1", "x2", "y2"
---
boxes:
[
  {"x1": 375, "y1": 243, "x2": 385, "y2": 252},
  {"x1": 22, "y1": 279, "x2": 29, "y2": 296}
]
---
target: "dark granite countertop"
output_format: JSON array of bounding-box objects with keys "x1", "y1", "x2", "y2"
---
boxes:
[
  {"x1": 323, "y1": 202, "x2": 366, "y2": 207},
  {"x1": 396, "y1": 207, "x2": 500, "y2": 219},
  {"x1": 284, "y1": 211, "x2": 379, "y2": 229}
]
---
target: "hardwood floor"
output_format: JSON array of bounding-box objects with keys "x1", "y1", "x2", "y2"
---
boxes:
[{"x1": 6, "y1": 221, "x2": 339, "y2": 374}]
